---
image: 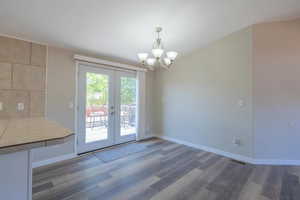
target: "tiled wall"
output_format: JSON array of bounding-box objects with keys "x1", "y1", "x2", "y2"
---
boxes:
[{"x1": 0, "y1": 36, "x2": 46, "y2": 118}]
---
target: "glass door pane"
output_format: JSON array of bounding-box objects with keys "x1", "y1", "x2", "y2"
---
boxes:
[
  {"x1": 114, "y1": 70, "x2": 137, "y2": 144},
  {"x1": 120, "y1": 76, "x2": 137, "y2": 136},
  {"x1": 77, "y1": 64, "x2": 115, "y2": 154},
  {"x1": 85, "y1": 72, "x2": 109, "y2": 143}
]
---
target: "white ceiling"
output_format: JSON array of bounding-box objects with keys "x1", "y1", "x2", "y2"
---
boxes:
[{"x1": 0, "y1": 0, "x2": 300, "y2": 64}]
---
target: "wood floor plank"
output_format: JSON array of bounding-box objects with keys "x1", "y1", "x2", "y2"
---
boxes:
[
  {"x1": 33, "y1": 155, "x2": 102, "y2": 185},
  {"x1": 87, "y1": 160, "x2": 164, "y2": 200},
  {"x1": 160, "y1": 144, "x2": 186, "y2": 155},
  {"x1": 96, "y1": 153, "x2": 162, "y2": 191},
  {"x1": 220, "y1": 164, "x2": 253, "y2": 200},
  {"x1": 198, "y1": 154, "x2": 222, "y2": 170},
  {"x1": 34, "y1": 172, "x2": 111, "y2": 200},
  {"x1": 167, "y1": 158, "x2": 229, "y2": 200},
  {"x1": 261, "y1": 166, "x2": 284, "y2": 199},
  {"x1": 151, "y1": 159, "x2": 200, "y2": 191},
  {"x1": 249, "y1": 165, "x2": 270, "y2": 185},
  {"x1": 156, "y1": 149, "x2": 199, "y2": 178},
  {"x1": 32, "y1": 182, "x2": 54, "y2": 194},
  {"x1": 238, "y1": 182, "x2": 263, "y2": 200},
  {"x1": 190, "y1": 188, "x2": 217, "y2": 200},
  {"x1": 33, "y1": 154, "x2": 96, "y2": 176},
  {"x1": 280, "y1": 172, "x2": 300, "y2": 200},
  {"x1": 180, "y1": 159, "x2": 230, "y2": 200},
  {"x1": 150, "y1": 168, "x2": 203, "y2": 200},
  {"x1": 48, "y1": 147, "x2": 161, "y2": 188},
  {"x1": 110, "y1": 176, "x2": 160, "y2": 200}
]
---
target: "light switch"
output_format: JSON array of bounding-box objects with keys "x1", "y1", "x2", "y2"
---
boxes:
[
  {"x1": 0, "y1": 102, "x2": 3, "y2": 111},
  {"x1": 237, "y1": 99, "x2": 245, "y2": 107},
  {"x1": 68, "y1": 101, "x2": 74, "y2": 109},
  {"x1": 17, "y1": 102, "x2": 24, "y2": 111}
]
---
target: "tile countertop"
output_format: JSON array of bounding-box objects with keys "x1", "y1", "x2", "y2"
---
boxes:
[{"x1": 0, "y1": 118, "x2": 73, "y2": 153}]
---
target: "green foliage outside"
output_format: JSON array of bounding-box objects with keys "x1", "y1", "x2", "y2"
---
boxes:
[
  {"x1": 120, "y1": 77, "x2": 136, "y2": 105},
  {"x1": 86, "y1": 73, "x2": 136, "y2": 107},
  {"x1": 86, "y1": 73, "x2": 108, "y2": 106}
]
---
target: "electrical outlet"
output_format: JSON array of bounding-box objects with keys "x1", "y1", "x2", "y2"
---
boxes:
[
  {"x1": 289, "y1": 121, "x2": 295, "y2": 127},
  {"x1": 233, "y1": 138, "x2": 241, "y2": 146},
  {"x1": 17, "y1": 102, "x2": 24, "y2": 111}
]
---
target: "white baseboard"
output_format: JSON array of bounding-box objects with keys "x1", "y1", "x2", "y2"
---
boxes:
[
  {"x1": 32, "y1": 153, "x2": 77, "y2": 168},
  {"x1": 158, "y1": 136, "x2": 300, "y2": 166},
  {"x1": 140, "y1": 134, "x2": 156, "y2": 140},
  {"x1": 253, "y1": 159, "x2": 300, "y2": 166},
  {"x1": 158, "y1": 136, "x2": 255, "y2": 164}
]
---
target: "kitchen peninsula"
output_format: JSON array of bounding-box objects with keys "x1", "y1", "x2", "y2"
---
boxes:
[{"x1": 0, "y1": 118, "x2": 73, "y2": 200}]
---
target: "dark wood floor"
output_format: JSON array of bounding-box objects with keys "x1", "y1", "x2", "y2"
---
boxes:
[{"x1": 33, "y1": 138, "x2": 300, "y2": 200}]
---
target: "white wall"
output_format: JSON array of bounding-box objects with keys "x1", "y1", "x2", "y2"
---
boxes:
[
  {"x1": 32, "y1": 46, "x2": 154, "y2": 163},
  {"x1": 154, "y1": 27, "x2": 253, "y2": 157},
  {"x1": 253, "y1": 19, "x2": 300, "y2": 160}
]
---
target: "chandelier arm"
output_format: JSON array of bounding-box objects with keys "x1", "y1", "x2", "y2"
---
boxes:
[
  {"x1": 158, "y1": 59, "x2": 171, "y2": 70},
  {"x1": 148, "y1": 66, "x2": 155, "y2": 71}
]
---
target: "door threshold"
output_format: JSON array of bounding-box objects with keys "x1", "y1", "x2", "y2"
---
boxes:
[{"x1": 78, "y1": 140, "x2": 137, "y2": 156}]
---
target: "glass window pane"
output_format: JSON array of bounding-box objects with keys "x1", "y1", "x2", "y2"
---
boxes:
[
  {"x1": 120, "y1": 77, "x2": 137, "y2": 136},
  {"x1": 85, "y1": 72, "x2": 109, "y2": 143}
]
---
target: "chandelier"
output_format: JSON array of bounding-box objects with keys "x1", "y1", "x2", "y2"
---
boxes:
[{"x1": 137, "y1": 27, "x2": 178, "y2": 69}]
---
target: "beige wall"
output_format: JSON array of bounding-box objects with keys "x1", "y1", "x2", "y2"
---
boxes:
[
  {"x1": 253, "y1": 19, "x2": 300, "y2": 160},
  {"x1": 45, "y1": 47, "x2": 76, "y2": 131},
  {"x1": 0, "y1": 36, "x2": 46, "y2": 118},
  {"x1": 154, "y1": 27, "x2": 253, "y2": 157},
  {"x1": 154, "y1": 18, "x2": 300, "y2": 162},
  {"x1": 31, "y1": 46, "x2": 76, "y2": 162}
]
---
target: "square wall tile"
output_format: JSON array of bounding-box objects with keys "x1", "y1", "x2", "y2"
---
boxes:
[
  {"x1": 30, "y1": 43, "x2": 46, "y2": 67},
  {"x1": 0, "y1": 90, "x2": 30, "y2": 118},
  {"x1": 0, "y1": 63, "x2": 12, "y2": 89},
  {"x1": 0, "y1": 36, "x2": 14, "y2": 63},
  {"x1": 0, "y1": 37, "x2": 31, "y2": 64},
  {"x1": 30, "y1": 91, "x2": 45, "y2": 117},
  {"x1": 13, "y1": 40, "x2": 30, "y2": 64},
  {"x1": 13, "y1": 64, "x2": 45, "y2": 91}
]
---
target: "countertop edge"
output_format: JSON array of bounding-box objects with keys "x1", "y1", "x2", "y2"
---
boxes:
[{"x1": 0, "y1": 133, "x2": 74, "y2": 150}]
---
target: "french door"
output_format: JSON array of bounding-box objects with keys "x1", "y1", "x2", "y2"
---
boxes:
[{"x1": 77, "y1": 64, "x2": 137, "y2": 154}]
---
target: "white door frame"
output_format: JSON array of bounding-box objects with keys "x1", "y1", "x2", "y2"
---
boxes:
[{"x1": 75, "y1": 62, "x2": 137, "y2": 154}]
